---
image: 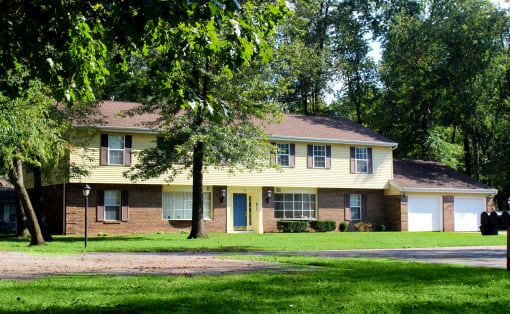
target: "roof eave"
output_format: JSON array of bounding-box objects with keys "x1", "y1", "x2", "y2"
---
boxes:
[
  {"x1": 389, "y1": 181, "x2": 497, "y2": 195},
  {"x1": 269, "y1": 136, "x2": 398, "y2": 147},
  {"x1": 75, "y1": 125, "x2": 159, "y2": 134}
]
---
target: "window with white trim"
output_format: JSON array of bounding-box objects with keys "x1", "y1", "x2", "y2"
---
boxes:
[
  {"x1": 276, "y1": 143, "x2": 290, "y2": 167},
  {"x1": 355, "y1": 147, "x2": 368, "y2": 173},
  {"x1": 274, "y1": 193, "x2": 316, "y2": 220},
  {"x1": 162, "y1": 191, "x2": 211, "y2": 220},
  {"x1": 104, "y1": 190, "x2": 121, "y2": 221},
  {"x1": 108, "y1": 135, "x2": 125, "y2": 165},
  {"x1": 350, "y1": 194, "x2": 362, "y2": 220},
  {"x1": 313, "y1": 145, "x2": 326, "y2": 168}
]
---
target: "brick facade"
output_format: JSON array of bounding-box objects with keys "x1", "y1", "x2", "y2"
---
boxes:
[{"x1": 38, "y1": 183, "x2": 494, "y2": 235}]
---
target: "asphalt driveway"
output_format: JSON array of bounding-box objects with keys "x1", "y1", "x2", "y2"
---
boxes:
[{"x1": 278, "y1": 246, "x2": 508, "y2": 269}]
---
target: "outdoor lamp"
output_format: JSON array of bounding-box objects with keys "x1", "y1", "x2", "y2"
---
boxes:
[
  {"x1": 82, "y1": 184, "x2": 92, "y2": 197},
  {"x1": 266, "y1": 189, "x2": 272, "y2": 204},
  {"x1": 220, "y1": 189, "x2": 226, "y2": 204},
  {"x1": 83, "y1": 184, "x2": 92, "y2": 248}
]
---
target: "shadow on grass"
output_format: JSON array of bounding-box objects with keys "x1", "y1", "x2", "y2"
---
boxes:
[{"x1": 2, "y1": 258, "x2": 510, "y2": 313}]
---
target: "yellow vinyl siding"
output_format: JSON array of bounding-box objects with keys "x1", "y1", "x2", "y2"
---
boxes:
[
  {"x1": 196, "y1": 144, "x2": 392, "y2": 189},
  {"x1": 70, "y1": 133, "x2": 394, "y2": 188}
]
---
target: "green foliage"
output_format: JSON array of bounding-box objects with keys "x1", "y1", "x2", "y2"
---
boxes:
[
  {"x1": 339, "y1": 221, "x2": 349, "y2": 232},
  {"x1": 0, "y1": 2, "x2": 109, "y2": 103},
  {"x1": 309, "y1": 220, "x2": 336, "y2": 232},
  {"x1": 277, "y1": 220, "x2": 308, "y2": 233},
  {"x1": 0, "y1": 80, "x2": 69, "y2": 174}
]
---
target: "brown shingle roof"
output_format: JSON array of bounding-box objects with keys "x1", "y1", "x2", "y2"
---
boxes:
[
  {"x1": 392, "y1": 159, "x2": 496, "y2": 193},
  {"x1": 91, "y1": 101, "x2": 397, "y2": 145}
]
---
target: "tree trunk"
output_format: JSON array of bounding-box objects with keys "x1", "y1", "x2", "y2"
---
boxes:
[
  {"x1": 9, "y1": 158, "x2": 46, "y2": 245},
  {"x1": 33, "y1": 166, "x2": 52, "y2": 241},
  {"x1": 463, "y1": 134, "x2": 472, "y2": 177},
  {"x1": 16, "y1": 195, "x2": 29, "y2": 237},
  {"x1": 188, "y1": 140, "x2": 207, "y2": 239}
]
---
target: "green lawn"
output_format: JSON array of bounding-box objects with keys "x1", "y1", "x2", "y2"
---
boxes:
[
  {"x1": 1, "y1": 232, "x2": 509, "y2": 313},
  {"x1": 0, "y1": 231, "x2": 506, "y2": 254}
]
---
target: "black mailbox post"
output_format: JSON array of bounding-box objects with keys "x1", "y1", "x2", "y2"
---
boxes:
[{"x1": 480, "y1": 211, "x2": 510, "y2": 271}]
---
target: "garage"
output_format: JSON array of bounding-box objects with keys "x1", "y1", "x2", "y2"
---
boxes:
[
  {"x1": 407, "y1": 195, "x2": 442, "y2": 231},
  {"x1": 454, "y1": 197, "x2": 485, "y2": 232}
]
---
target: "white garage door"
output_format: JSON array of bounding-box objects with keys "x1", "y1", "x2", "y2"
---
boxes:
[
  {"x1": 408, "y1": 196, "x2": 442, "y2": 231},
  {"x1": 454, "y1": 197, "x2": 485, "y2": 232}
]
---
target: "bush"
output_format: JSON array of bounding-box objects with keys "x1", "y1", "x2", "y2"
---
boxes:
[
  {"x1": 277, "y1": 220, "x2": 308, "y2": 233},
  {"x1": 339, "y1": 221, "x2": 349, "y2": 232},
  {"x1": 310, "y1": 220, "x2": 336, "y2": 232},
  {"x1": 377, "y1": 224, "x2": 387, "y2": 232},
  {"x1": 354, "y1": 221, "x2": 373, "y2": 232}
]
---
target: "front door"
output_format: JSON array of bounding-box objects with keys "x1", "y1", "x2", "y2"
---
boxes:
[{"x1": 233, "y1": 193, "x2": 247, "y2": 231}]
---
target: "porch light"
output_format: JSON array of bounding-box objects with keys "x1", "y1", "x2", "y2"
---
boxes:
[
  {"x1": 220, "y1": 189, "x2": 226, "y2": 204},
  {"x1": 266, "y1": 189, "x2": 272, "y2": 204}
]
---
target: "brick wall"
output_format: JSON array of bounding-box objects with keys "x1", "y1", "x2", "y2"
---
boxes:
[
  {"x1": 384, "y1": 195, "x2": 403, "y2": 231},
  {"x1": 65, "y1": 183, "x2": 228, "y2": 236}
]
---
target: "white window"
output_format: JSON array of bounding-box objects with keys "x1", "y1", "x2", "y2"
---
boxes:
[
  {"x1": 313, "y1": 145, "x2": 326, "y2": 168},
  {"x1": 104, "y1": 190, "x2": 121, "y2": 221},
  {"x1": 108, "y1": 135, "x2": 125, "y2": 165},
  {"x1": 355, "y1": 147, "x2": 368, "y2": 173},
  {"x1": 162, "y1": 191, "x2": 211, "y2": 220},
  {"x1": 350, "y1": 194, "x2": 362, "y2": 220},
  {"x1": 274, "y1": 193, "x2": 316, "y2": 220},
  {"x1": 276, "y1": 143, "x2": 290, "y2": 167}
]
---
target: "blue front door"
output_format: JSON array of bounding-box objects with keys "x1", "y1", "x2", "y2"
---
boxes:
[{"x1": 233, "y1": 193, "x2": 247, "y2": 229}]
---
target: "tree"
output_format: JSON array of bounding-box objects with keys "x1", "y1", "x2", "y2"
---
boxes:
[
  {"x1": 0, "y1": 81, "x2": 69, "y2": 245},
  {"x1": 274, "y1": 0, "x2": 332, "y2": 115},
  {"x1": 115, "y1": 1, "x2": 288, "y2": 238},
  {"x1": 0, "y1": 1, "x2": 110, "y2": 244}
]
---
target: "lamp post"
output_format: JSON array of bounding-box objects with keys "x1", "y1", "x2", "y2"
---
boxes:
[{"x1": 82, "y1": 184, "x2": 91, "y2": 248}]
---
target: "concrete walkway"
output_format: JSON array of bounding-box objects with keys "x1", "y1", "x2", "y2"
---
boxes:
[{"x1": 277, "y1": 246, "x2": 508, "y2": 269}]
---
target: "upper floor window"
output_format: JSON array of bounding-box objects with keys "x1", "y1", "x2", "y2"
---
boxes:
[
  {"x1": 162, "y1": 191, "x2": 211, "y2": 220},
  {"x1": 108, "y1": 135, "x2": 125, "y2": 165},
  {"x1": 355, "y1": 147, "x2": 368, "y2": 173},
  {"x1": 350, "y1": 147, "x2": 372, "y2": 174},
  {"x1": 100, "y1": 134, "x2": 132, "y2": 166},
  {"x1": 274, "y1": 192, "x2": 316, "y2": 220},
  {"x1": 307, "y1": 145, "x2": 331, "y2": 169},
  {"x1": 276, "y1": 143, "x2": 290, "y2": 167}
]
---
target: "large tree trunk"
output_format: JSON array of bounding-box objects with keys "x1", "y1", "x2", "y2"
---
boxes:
[
  {"x1": 9, "y1": 158, "x2": 46, "y2": 245},
  {"x1": 15, "y1": 195, "x2": 29, "y2": 237},
  {"x1": 33, "y1": 166, "x2": 52, "y2": 241},
  {"x1": 188, "y1": 140, "x2": 207, "y2": 239}
]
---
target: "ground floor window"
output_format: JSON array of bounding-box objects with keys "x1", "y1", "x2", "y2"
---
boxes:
[
  {"x1": 350, "y1": 194, "x2": 362, "y2": 220},
  {"x1": 104, "y1": 190, "x2": 121, "y2": 221},
  {"x1": 274, "y1": 193, "x2": 316, "y2": 219},
  {"x1": 162, "y1": 191, "x2": 211, "y2": 220}
]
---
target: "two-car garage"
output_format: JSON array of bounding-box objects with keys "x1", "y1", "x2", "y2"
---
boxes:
[{"x1": 407, "y1": 195, "x2": 486, "y2": 232}]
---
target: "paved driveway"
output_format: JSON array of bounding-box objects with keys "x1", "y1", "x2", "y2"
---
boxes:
[{"x1": 280, "y1": 246, "x2": 508, "y2": 269}]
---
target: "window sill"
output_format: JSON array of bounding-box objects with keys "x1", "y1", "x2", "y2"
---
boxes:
[{"x1": 103, "y1": 220, "x2": 121, "y2": 224}]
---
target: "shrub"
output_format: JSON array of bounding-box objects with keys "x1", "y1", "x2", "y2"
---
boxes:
[
  {"x1": 277, "y1": 220, "x2": 308, "y2": 233},
  {"x1": 310, "y1": 220, "x2": 336, "y2": 232},
  {"x1": 354, "y1": 221, "x2": 373, "y2": 232},
  {"x1": 377, "y1": 224, "x2": 387, "y2": 232},
  {"x1": 339, "y1": 221, "x2": 349, "y2": 232}
]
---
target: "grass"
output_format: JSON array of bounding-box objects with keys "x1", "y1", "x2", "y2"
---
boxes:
[
  {"x1": 0, "y1": 231, "x2": 506, "y2": 254},
  {"x1": 0, "y1": 232, "x2": 509, "y2": 313},
  {"x1": 1, "y1": 257, "x2": 510, "y2": 313}
]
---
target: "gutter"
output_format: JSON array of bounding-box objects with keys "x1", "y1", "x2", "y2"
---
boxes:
[
  {"x1": 269, "y1": 136, "x2": 399, "y2": 148},
  {"x1": 389, "y1": 181, "x2": 498, "y2": 195}
]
